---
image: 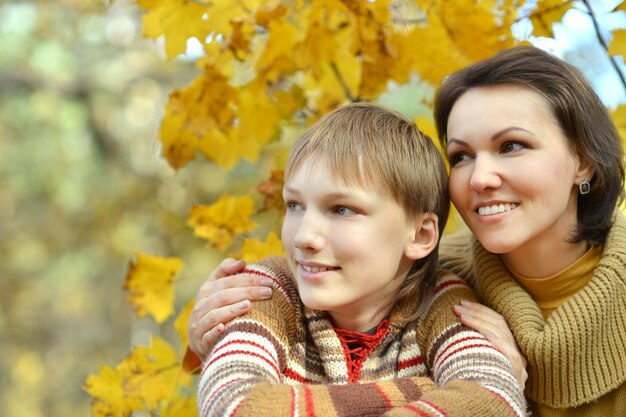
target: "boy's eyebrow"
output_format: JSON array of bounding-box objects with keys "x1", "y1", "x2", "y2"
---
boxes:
[
  {"x1": 447, "y1": 126, "x2": 534, "y2": 146},
  {"x1": 283, "y1": 185, "x2": 354, "y2": 199}
]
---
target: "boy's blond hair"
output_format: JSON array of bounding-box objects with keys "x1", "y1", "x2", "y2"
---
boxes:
[{"x1": 285, "y1": 102, "x2": 449, "y2": 322}]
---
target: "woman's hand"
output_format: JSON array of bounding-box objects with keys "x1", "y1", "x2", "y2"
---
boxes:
[
  {"x1": 454, "y1": 300, "x2": 528, "y2": 389},
  {"x1": 188, "y1": 258, "x2": 274, "y2": 360}
]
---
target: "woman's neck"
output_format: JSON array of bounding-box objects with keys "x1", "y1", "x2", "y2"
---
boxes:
[{"x1": 501, "y1": 239, "x2": 590, "y2": 278}]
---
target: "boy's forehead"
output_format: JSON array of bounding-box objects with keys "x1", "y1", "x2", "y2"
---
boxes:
[{"x1": 287, "y1": 154, "x2": 385, "y2": 193}]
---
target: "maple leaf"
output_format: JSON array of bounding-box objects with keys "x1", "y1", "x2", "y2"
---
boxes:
[
  {"x1": 609, "y1": 29, "x2": 626, "y2": 58},
  {"x1": 160, "y1": 65, "x2": 236, "y2": 169},
  {"x1": 124, "y1": 253, "x2": 184, "y2": 324},
  {"x1": 400, "y1": 16, "x2": 470, "y2": 86},
  {"x1": 160, "y1": 396, "x2": 197, "y2": 417},
  {"x1": 188, "y1": 194, "x2": 257, "y2": 251},
  {"x1": 119, "y1": 337, "x2": 192, "y2": 408},
  {"x1": 84, "y1": 365, "x2": 143, "y2": 417},
  {"x1": 254, "y1": 0, "x2": 288, "y2": 28},
  {"x1": 174, "y1": 299, "x2": 195, "y2": 349},
  {"x1": 85, "y1": 337, "x2": 191, "y2": 416},
  {"x1": 440, "y1": 0, "x2": 517, "y2": 62},
  {"x1": 138, "y1": 0, "x2": 209, "y2": 59},
  {"x1": 611, "y1": 104, "x2": 626, "y2": 145},
  {"x1": 223, "y1": 19, "x2": 254, "y2": 61},
  {"x1": 529, "y1": 0, "x2": 573, "y2": 38},
  {"x1": 236, "y1": 231, "x2": 286, "y2": 263},
  {"x1": 256, "y1": 169, "x2": 285, "y2": 212}
]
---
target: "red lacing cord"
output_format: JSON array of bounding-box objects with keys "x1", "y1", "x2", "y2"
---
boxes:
[{"x1": 333, "y1": 319, "x2": 390, "y2": 382}]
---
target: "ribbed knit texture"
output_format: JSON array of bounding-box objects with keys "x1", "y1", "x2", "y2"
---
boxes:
[
  {"x1": 198, "y1": 256, "x2": 526, "y2": 417},
  {"x1": 439, "y1": 212, "x2": 626, "y2": 415}
]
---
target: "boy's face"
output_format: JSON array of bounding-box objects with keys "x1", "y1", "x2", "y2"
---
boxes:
[{"x1": 281, "y1": 158, "x2": 418, "y2": 332}]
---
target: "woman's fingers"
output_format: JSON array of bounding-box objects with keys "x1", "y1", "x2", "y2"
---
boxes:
[
  {"x1": 454, "y1": 300, "x2": 528, "y2": 388},
  {"x1": 210, "y1": 258, "x2": 247, "y2": 280},
  {"x1": 187, "y1": 259, "x2": 274, "y2": 359}
]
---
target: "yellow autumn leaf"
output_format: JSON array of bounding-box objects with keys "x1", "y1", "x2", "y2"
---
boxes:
[
  {"x1": 440, "y1": 0, "x2": 516, "y2": 61},
  {"x1": 611, "y1": 104, "x2": 626, "y2": 144},
  {"x1": 124, "y1": 253, "x2": 184, "y2": 324},
  {"x1": 294, "y1": 0, "x2": 355, "y2": 80},
  {"x1": 256, "y1": 17, "x2": 302, "y2": 77},
  {"x1": 609, "y1": 29, "x2": 626, "y2": 57},
  {"x1": 160, "y1": 65, "x2": 237, "y2": 169},
  {"x1": 85, "y1": 365, "x2": 143, "y2": 417},
  {"x1": 401, "y1": 16, "x2": 470, "y2": 86},
  {"x1": 236, "y1": 231, "x2": 286, "y2": 263},
  {"x1": 614, "y1": 1, "x2": 626, "y2": 12},
  {"x1": 85, "y1": 337, "x2": 191, "y2": 416},
  {"x1": 205, "y1": 0, "x2": 263, "y2": 39},
  {"x1": 236, "y1": 83, "x2": 282, "y2": 159},
  {"x1": 530, "y1": 0, "x2": 573, "y2": 38},
  {"x1": 139, "y1": 0, "x2": 209, "y2": 59},
  {"x1": 254, "y1": 0, "x2": 288, "y2": 28},
  {"x1": 160, "y1": 396, "x2": 197, "y2": 417},
  {"x1": 120, "y1": 337, "x2": 192, "y2": 408},
  {"x1": 256, "y1": 169, "x2": 285, "y2": 212},
  {"x1": 159, "y1": 109, "x2": 198, "y2": 170},
  {"x1": 174, "y1": 299, "x2": 195, "y2": 349},
  {"x1": 188, "y1": 194, "x2": 257, "y2": 251}
]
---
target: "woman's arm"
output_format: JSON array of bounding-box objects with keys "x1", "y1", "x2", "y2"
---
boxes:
[
  {"x1": 454, "y1": 299, "x2": 528, "y2": 388},
  {"x1": 199, "y1": 261, "x2": 527, "y2": 417},
  {"x1": 183, "y1": 258, "x2": 274, "y2": 372},
  {"x1": 402, "y1": 271, "x2": 527, "y2": 417}
]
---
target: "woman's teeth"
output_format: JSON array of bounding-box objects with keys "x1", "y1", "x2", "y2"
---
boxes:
[{"x1": 478, "y1": 203, "x2": 518, "y2": 216}]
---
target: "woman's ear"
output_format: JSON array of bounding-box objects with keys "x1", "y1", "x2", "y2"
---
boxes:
[
  {"x1": 405, "y1": 213, "x2": 439, "y2": 260},
  {"x1": 575, "y1": 153, "x2": 595, "y2": 184}
]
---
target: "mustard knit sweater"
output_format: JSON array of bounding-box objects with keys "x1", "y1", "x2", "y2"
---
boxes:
[{"x1": 439, "y1": 213, "x2": 626, "y2": 416}]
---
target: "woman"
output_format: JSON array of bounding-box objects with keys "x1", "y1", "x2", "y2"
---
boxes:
[{"x1": 187, "y1": 46, "x2": 626, "y2": 416}]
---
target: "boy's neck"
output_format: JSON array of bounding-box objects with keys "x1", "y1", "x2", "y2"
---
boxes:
[{"x1": 330, "y1": 307, "x2": 391, "y2": 332}]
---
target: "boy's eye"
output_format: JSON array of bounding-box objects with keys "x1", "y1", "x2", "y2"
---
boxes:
[
  {"x1": 286, "y1": 201, "x2": 302, "y2": 212},
  {"x1": 335, "y1": 206, "x2": 356, "y2": 216},
  {"x1": 501, "y1": 141, "x2": 524, "y2": 153}
]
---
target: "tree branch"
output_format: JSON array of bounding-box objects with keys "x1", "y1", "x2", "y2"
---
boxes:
[
  {"x1": 581, "y1": 0, "x2": 626, "y2": 93},
  {"x1": 329, "y1": 61, "x2": 359, "y2": 102}
]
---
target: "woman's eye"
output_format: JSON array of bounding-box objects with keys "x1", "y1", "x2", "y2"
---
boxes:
[
  {"x1": 501, "y1": 142, "x2": 524, "y2": 153},
  {"x1": 447, "y1": 152, "x2": 470, "y2": 166}
]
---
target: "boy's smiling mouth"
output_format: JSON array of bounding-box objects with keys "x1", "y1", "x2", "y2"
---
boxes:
[{"x1": 299, "y1": 262, "x2": 340, "y2": 273}]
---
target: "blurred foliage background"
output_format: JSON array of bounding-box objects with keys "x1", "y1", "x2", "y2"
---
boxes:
[
  {"x1": 2, "y1": 0, "x2": 625, "y2": 417},
  {"x1": 0, "y1": 0, "x2": 266, "y2": 415}
]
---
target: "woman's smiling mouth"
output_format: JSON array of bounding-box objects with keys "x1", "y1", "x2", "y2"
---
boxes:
[{"x1": 477, "y1": 203, "x2": 518, "y2": 216}]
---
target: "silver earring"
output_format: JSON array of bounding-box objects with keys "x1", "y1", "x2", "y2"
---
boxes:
[{"x1": 579, "y1": 179, "x2": 591, "y2": 195}]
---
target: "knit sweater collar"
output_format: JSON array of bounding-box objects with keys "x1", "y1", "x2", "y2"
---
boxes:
[{"x1": 470, "y1": 213, "x2": 626, "y2": 408}]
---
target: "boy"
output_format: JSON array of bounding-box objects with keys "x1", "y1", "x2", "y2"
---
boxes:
[{"x1": 198, "y1": 103, "x2": 525, "y2": 417}]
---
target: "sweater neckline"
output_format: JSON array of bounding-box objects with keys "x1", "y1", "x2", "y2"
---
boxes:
[{"x1": 471, "y1": 213, "x2": 626, "y2": 408}]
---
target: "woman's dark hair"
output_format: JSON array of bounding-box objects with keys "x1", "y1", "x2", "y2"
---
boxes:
[{"x1": 434, "y1": 46, "x2": 624, "y2": 245}]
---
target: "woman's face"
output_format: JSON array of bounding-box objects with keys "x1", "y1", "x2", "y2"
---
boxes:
[{"x1": 446, "y1": 84, "x2": 592, "y2": 274}]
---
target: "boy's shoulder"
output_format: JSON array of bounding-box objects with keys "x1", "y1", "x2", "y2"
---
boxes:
[
  {"x1": 243, "y1": 256, "x2": 302, "y2": 306},
  {"x1": 433, "y1": 267, "x2": 472, "y2": 294}
]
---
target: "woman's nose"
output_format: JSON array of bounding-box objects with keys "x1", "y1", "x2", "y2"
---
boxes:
[{"x1": 469, "y1": 155, "x2": 502, "y2": 192}]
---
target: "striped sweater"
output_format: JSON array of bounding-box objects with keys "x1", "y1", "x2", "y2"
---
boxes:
[{"x1": 198, "y1": 256, "x2": 526, "y2": 417}]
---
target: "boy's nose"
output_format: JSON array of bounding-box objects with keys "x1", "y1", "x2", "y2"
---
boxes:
[{"x1": 293, "y1": 213, "x2": 325, "y2": 252}]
